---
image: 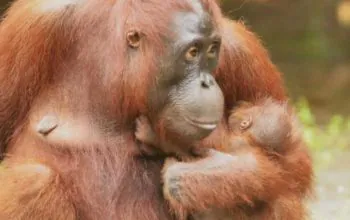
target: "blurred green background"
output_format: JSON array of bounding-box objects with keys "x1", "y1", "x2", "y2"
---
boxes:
[
  {"x1": 221, "y1": 0, "x2": 350, "y2": 124},
  {"x1": 1, "y1": 0, "x2": 349, "y2": 219}
]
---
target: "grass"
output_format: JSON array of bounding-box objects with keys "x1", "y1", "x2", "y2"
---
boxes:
[
  {"x1": 294, "y1": 97, "x2": 350, "y2": 170},
  {"x1": 295, "y1": 98, "x2": 350, "y2": 220}
]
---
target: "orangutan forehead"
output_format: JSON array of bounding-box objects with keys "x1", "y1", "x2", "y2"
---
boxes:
[
  {"x1": 187, "y1": 0, "x2": 205, "y2": 15},
  {"x1": 187, "y1": 0, "x2": 214, "y2": 22},
  {"x1": 174, "y1": 13, "x2": 214, "y2": 37},
  {"x1": 38, "y1": 0, "x2": 81, "y2": 12},
  {"x1": 174, "y1": 0, "x2": 215, "y2": 36}
]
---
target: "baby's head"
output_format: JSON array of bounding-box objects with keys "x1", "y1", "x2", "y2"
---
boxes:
[{"x1": 228, "y1": 98, "x2": 293, "y2": 150}]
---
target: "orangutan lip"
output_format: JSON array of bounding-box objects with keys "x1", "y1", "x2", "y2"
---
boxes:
[{"x1": 185, "y1": 117, "x2": 218, "y2": 130}]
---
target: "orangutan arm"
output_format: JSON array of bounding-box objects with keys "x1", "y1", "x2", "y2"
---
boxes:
[
  {"x1": 162, "y1": 148, "x2": 283, "y2": 212},
  {"x1": 162, "y1": 140, "x2": 312, "y2": 213},
  {"x1": 0, "y1": 162, "x2": 76, "y2": 220}
]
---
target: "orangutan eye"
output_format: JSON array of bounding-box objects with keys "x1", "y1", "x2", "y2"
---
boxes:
[
  {"x1": 185, "y1": 46, "x2": 199, "y2": 61},
  {"x1": 207, "y1": 42, "x2": 220, "y2": 59}
]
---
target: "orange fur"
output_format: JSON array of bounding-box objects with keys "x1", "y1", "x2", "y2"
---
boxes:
[
  {"x1": 136, "y1": 100, "x2": 313, "y2": 220},
  {"x1": 0, "y1": 0, "x2": 197, "y2": 219},
  {"x1": 161, "y1": 103, "x2": 313, "y2": 219},
  {"x1": 0, "y1": 0, "x2": 312, "y2": 220},
  {"x1": 159, "y1": 18, "x2": 313, "y2": 220},
  {"x1": 0, "y1": 163, "x2": 76, "y2": 220}
]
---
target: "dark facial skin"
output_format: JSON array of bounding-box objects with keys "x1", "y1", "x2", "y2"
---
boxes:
[{"x1": 145, "y1": 8, "x2": 224, "y2": 155}]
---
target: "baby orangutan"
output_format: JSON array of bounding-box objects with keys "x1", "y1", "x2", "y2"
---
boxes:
[
  {"x1": 226, "y1": 99, "x2": 293, "y2": 154},
  {"x1": 136, "y1": 98, "x2": 298, "y2": 220}
]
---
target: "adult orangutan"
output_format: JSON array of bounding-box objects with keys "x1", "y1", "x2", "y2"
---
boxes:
[{"x1": 0, "y1": 1, "x2": 312, "y2": 220}]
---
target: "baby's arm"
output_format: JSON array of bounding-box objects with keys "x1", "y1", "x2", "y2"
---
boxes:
[{"x1": 135, "y1": 116, "x2": 162, "y2": 156}]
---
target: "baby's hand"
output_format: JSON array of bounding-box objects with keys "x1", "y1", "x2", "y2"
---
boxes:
[
  {"x1": 135, "y1": 115, "x2": 161, "y2": 157},
  {"x1": 135, "y1": 116, "x2": 155, "y2": 144}
]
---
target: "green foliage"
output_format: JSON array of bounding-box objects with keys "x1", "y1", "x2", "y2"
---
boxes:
[{"x1": 295, "y1": 97, "x2": 350, "y2": 169}]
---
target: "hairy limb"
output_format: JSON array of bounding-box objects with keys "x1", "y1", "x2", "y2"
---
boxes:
[
  {"x1": 266, "y1": 195, "x2": 308, "y2": 220},
  {"x1": 189, "y1": 194, "x2": 307, "y2": 220},
  {"x1": 162, "y1": 148, "x2": 296, "y2": 212},
  {"x1": 0, "y1": 162, "x2": 76, "y2": 220}
]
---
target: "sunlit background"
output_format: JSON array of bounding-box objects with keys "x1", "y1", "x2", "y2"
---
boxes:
[{"x1": 1, "y1": 0, "x2": 349, "y2": 219}]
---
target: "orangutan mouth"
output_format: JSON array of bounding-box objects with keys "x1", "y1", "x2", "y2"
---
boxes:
[{"x1": 185, "y1": 117, "x2": 218, "y2": 130}]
